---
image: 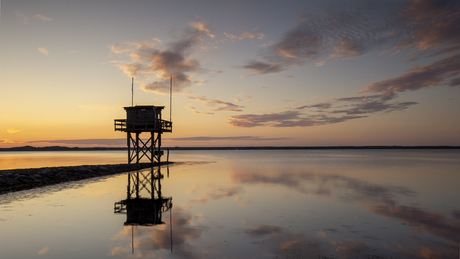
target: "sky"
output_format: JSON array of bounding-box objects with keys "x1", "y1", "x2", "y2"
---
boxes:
[{"x1": 1, "y1": 0, "x2": 459, "y2": 148}]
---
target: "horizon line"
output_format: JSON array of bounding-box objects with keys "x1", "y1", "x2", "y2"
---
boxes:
[{"x1": 1, "y1": 145, "x2": 459, "y2": 151}]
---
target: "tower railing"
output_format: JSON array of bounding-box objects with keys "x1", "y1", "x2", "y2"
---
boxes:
[{"x1": 114, "y1": 119, "x2": 172, "y2": 132}]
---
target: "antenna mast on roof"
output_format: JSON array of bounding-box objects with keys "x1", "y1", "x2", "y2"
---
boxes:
[
  {"x1": 131, "y1": 77, "x2": 134, "y2": 107},
  {"x1": 170, "y1": 77, "x2": 172, "y2": 121}
]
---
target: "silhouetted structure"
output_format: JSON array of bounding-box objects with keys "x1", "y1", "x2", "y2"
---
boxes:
[
  {"x1": 115, "y1": 106, "x2": 172, "y2": 164},
  {"x1": 114, "y1": 165, "x2": 173, "y2": 254},
  {"x1": 114, "y1": 166, "x2": 172, "y2": 226}
]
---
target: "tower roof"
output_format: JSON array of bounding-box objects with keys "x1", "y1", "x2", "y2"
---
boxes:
[{"x1": 123, "y1": 105, "x2": 165, "y2": 110}]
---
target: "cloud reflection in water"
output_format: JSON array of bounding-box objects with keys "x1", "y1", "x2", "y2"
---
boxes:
[
  {"x1": 110, "y1": 206, "x2": 203, "y2": 258},
  {"x1": 231, "y1": 169, "x2": 459, "y2": 258}
]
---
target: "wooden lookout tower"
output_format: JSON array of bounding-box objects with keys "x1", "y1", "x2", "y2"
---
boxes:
[
  {"x1": 115, "y1": 105, "x2": 172, "y2": 164},
  {"x1": 114, "y1": 166, "x2": 172, "y2": 226},
  {"x1": 114, "y1": 165, "x2": 173, "y2": 254}
]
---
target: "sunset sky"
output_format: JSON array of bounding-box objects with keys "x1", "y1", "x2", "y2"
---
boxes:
[{"x1": 1, "y1": 0, "x2": 459, "y2": 147}]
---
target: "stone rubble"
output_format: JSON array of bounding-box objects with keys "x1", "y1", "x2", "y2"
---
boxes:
[{"x1": 0, "y1": 163, "x2": 169, "y2": 195}]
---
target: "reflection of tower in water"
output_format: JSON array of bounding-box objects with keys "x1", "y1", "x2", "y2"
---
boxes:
[{"x1": 114, "y1": 165, "x2": 173, "y2": 253}]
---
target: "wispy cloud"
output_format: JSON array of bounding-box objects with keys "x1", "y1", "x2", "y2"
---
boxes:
[
  {"x1": 109, "y1": 23, "x2": 214, "y2": 94},
  {"x1": 110, "y1": 206, "x2": 202, "y2": 258},
  {"x1": 187, "y1": 106, "x2": 214, "y2": 115},
  {"x1": 109, "y1": 40, "x2": 159, "y2": 55},
  {"x1": 189, "y1": 186, "x2": 242, "y2": 204},
  {"x1": 234, "y1": 168, "x2": 457, "y2": 258},
  {"x1": 28, "y1": 139, "x2": 125, "y2": 146},
  {"x1": 38, "y1": 47, "x2": 49, "y2": 55},
  {"x1": 240, "y1": 0, "x2": 460, "y2": 75},
  {"x1": 365, "y1": 200, "x2": 460, "y2": 244},
  {"x1": 228, "y1": 110, "x2": 366, "y2": 128},
  {"x1": 394, "y1": 0, "x2": 460, "y2": 61},
  {"x1": 0, "y1": 139, "x2": 24, "y2": 144},
  {"x1": 188, "y1": 96, "x2": 244, "y2": 112},
  {"x1": 245, "y1": 224, "x2": 283, "y2": 237},
  {"x1": 239, "y1": 61, "x2": 284, "y2": 76},
  {"x1": 7, "y1": 128, "x2": 23, "y2": 134},
  {"x1": 189, "y1": 21, "x2": 214, "y2": 39},
  {"x1": 233, "y1": 0, "x2": 457, "y2": 124},
  {"x1": 358, "y1": 54, "x2": 460, "y2": 99},
  {"x1": 231, "y1": 170, "x2": 415, "y2": 203},
  {"x1": 229, "y1": 95, "x2": 417, "y2": 128},
  {"x1": 34, "y1": 14, "x2": 52, "y2": 21},
  {"x1": 233, "y1": 93, "x2": 252, "y2": 103},
  {"x1": 14, "y1": 12, "x2": 28, "y2": 24},
  {"x1": 223, "y1": 28, "x2": 265, "y2": 43},
  {"x1": 38, "y1": 247, "x2": 49, "y2": 255}
]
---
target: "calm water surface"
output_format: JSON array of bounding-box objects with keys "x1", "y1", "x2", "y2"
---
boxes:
[{"x1": 0, "y1": 150, "x2": 459, "y2": 258}]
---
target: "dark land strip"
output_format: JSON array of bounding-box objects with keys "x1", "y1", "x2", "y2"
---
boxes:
[
  {"x1": 0, "y1": 163, "x2": 172, "y2": 195},
  {"x1": 1, "y1": 145, "x2": 459, "y2": 152}
]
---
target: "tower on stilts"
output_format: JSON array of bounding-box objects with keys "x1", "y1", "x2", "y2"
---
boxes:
[{"x1": 115, "y1": 105, "x2": 172, "y2": 164}]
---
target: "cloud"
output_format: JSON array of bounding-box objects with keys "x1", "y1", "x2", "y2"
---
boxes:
[
  {"x1": 448, "y1": 77, "x2": 460, "y2": 87},
  {"x1": 330, "y1": 100, "x2": 418, "y2": 115},
  {"x1": 229, "y1": 110, "x2": 302, "y2": 128},
  {"x1": 28, "y1": 139, "x2": 125, "y2": 146},
  {"x1": 189, "y1": 21, "x2": 214, "y2": 38},
  {"x1": 244, "y1": 224, "x2": 283, "y2": 236},
  {"x1": 190, "y1": 186, "x2": 242, "y2": 204},
  {"x1": 395, "y1": 246, "x2": 451, "y2": 259},
  {"x1": 233, "y1": 168, "x2": 458, "y2": 257},
  {"x1": 332, "y1": 239, "x2": 371, "y2": 258},
  {"x1": 187, "y1": 106, "x2": 214, "y2": 115},
  {"x1": 240, "y1": 31, "x2": 265, "y2": 41},
  {"x1": 109, "y1": 24, "x2": 213, "y2": 94},
  {"x1": 110, "y1": 206, "x2": 203, "y2": 258},
  {"x1": 228, "y1": 110, "x2": 366, "y2": 128},
  {"x1": 229, "y1": 95, "x2": 417, "y2": 128},
  {"x1": 239, "y1": 0, "x2": 460, "y2": 75},
  {"x1": 240, "y1": 2, "x2": 401, "y2": 74},
  {"x1": 231, "y1": 169, "x2": 415, "y2": 202},
  {"x1": 223, "y1": 28, "x2": 265, "y2": 43},
  {"x1": 34, "y1": 14, "x2": 52, "y2": 21},
  {"x1": 110, "y1": 41, "x2": 158, "y2": 55},
  {"x1": 241, "y1": 225, "x2": 328, "y2": 258},
  {"x1": 38, "y1": 246, "x2": 49, "y2": 255},
  {"x1": 394, "y1": 0, "x2": 460, "y2": 59},
  {"x1": 366, "y1": 199, "x2": 460, "y2": 244},
  {"x1": 232, "y1": 171, "x2": 304, "y2": 188},
  {"x1": 14, "y1": 12, "x2": 28, "y2": 24},
  {"x1": 233, "y1": 93, "x2": 251, "y2": 103},
  {"x1": 188, "y1": 106, "x2": 204, "y2": 114},
  {"x1": 239, "y1": 61, "x2": 284, "y2": 76},
  {"x1": 358, "y1": 54, "x2": 460, "y2": 99},
  {"x1": 7, "y1": 128, "x2": 23, "y2": 134},
  {"x1": 0, "y1": 139, "x2": 24, "y2": 144},
  {"x1": 188, "y1": 96, "x2": 244, "y2": 112},
  {"x1": 235, "y1": 169, "x2": 455, "y2": 258},
  {"x1": 38, "y1": 47, "x2": 49, "y2": 55},
  {"x1": 170, "y1": 136, "x2": 290, "y2": 141},
  {"x1": 223, "y1": 33, "x2": 238, "y2": 41}
]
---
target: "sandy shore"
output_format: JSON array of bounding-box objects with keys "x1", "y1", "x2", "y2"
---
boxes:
[{"x1": 0, "y1": 163, "x2": 170, "y2": 195}]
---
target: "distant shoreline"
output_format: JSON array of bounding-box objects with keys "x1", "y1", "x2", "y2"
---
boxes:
[{"x1": 1, "y1": 145, "x2": 459, "y2": 152}]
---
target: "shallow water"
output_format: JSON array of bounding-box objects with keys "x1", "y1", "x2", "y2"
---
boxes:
[
  {"x1": 0, "y1": 150, "x2": 126, "y2": 170},
  {"x1": 0, "y1": 149, "x2": 459, "y2": 258}
]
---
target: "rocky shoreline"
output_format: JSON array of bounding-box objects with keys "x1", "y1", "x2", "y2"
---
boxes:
[{"x1": 0, "y1": 163, "x2": 170, "y2": 195}]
